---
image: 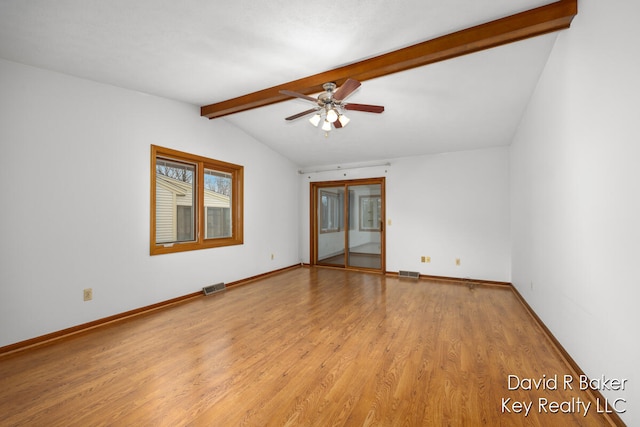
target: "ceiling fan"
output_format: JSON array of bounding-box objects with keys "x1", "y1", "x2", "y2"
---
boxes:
[{"x1": 279, "y1": 78, "x2": 384, "y2": 133}]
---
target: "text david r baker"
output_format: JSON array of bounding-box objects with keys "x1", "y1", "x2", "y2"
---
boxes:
[{"x1": 508, "y1": 374, "x2": 627, "y2": 391}]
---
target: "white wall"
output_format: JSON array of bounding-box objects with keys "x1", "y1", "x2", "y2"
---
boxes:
[
  {"x1": 510, "y1": 0, "x2": 640, "y2": 424},
  {"x1": 299, "y1": 146, "x2": 511, "y2": 282},
  {"x1": 0, "y1": 59, "x2": 300, "y2": 347}
]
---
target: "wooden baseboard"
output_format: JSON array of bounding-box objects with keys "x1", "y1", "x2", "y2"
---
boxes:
[
  {"x1": 509, "y1": 285, "x2": 626, "y2": 427},
  {"x1": 385, "y1": 271, "x2": 512, "y2": 288},
  {"x1": 0, "y1": 263, "x2": 302, "y2": 358},
  {"x1": 225, "y1": 263, "x2": 302, "y2": 288}
]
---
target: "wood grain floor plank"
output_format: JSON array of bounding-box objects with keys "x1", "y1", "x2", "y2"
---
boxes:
[{"x1": 0, "y1": 267, "x2": 618, "y2": 426}]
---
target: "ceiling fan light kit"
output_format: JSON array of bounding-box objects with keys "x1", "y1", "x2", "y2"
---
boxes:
[
  {"x1": 309, "y1": 113, "x2": 322, "y2": 127},
  {"x1": 326, "y1": 108, "x2": 338, "y2": 123},
  {"x1": 280, "y1": 79, "x2": 384, "y2": 135}
]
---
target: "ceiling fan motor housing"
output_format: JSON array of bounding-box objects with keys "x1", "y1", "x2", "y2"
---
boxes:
[{"x1": 322, "y1": 82, "x2": 336, "y2": 91}]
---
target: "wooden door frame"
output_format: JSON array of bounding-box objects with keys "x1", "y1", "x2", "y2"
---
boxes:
[{"x1": 310, "y1": 177, "x2": 386, "y2": 273}]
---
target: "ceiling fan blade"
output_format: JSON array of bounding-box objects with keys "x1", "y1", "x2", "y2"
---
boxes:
[
  {"x1": 333, "y1": 78, "x2": 361, "y2": 101},
  {"x1": 285, "y1": 108, "x2": 319, "y2": 121},
  {"x1": 344, "y1": 103, "x2": 385, "y2": 113},
  {"x1": 279, "y1": 90, "x2": 317, "y2": 103},
  {"x1": 333, "y1": 119, "x2": 342, "y2": 129}
]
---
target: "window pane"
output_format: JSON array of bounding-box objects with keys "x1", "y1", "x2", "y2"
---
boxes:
[
  {"x1": 204, "y1": 169, "x2": 232, "y2": 239},
  {"x1": 320, "y1": 190, "x2": 343, "y2": 233},
  {"x1": 321, "y1": 194, "x2": 329, "y2": 230},
  {"x1": 177, "y1": 206, "x2": 193, "y2": 241},
  {"x1": 155, "y1": 159, "x2": 196, "y2": 243}
]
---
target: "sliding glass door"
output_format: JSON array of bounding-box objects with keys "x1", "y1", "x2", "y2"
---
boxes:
[{"x1": 312, "y1": 178, "x2": 385, "y2": 272}]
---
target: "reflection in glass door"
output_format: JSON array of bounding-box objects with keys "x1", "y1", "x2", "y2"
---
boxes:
[
  {"x1": 312, "y1": 178, "x2": 384, "y2": 272},
  {"x1": 317, "y1": 186, "x2": 346, "y2": 267},
  {"x1": 348, "y1": 184, "x2": 382, "y2": 270}
]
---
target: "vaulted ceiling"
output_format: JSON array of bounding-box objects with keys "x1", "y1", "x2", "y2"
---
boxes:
[{"x1": 0, "y1": 0, "x2": 576, "y2": 168}]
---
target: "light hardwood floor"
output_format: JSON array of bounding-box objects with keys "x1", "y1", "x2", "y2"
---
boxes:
[{"x1": 0, "y1": 267, "x2": 619, "y2": 426}]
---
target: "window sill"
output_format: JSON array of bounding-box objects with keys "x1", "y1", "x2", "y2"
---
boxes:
[{"x1": 150, "y1": 238, "x2": 243, "y2": 255}]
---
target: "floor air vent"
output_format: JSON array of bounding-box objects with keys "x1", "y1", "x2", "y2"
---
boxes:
[
  {"x1": 398, "y1": 270, "x2": 420, "y2": 279},
  {"x1": 203, "y1": 282, "x2": 226, "y2": 296}
]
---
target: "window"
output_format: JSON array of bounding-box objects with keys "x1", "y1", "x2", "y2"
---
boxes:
[
  {"x1": 151, "y1": 145, "x2": 243, "y2": 255},
  {"x1": 206, "y1": 207, "x2": 231, "y2": 238},
  {"x1": 320, "y1": 190, "x2": 343, "y2": 233},
  {"x1": 359, "y1": 195, "x2": 381, "y2": 231},
  {"x1": 176, "y1": 205, "x2": 194, "y2": 241}
]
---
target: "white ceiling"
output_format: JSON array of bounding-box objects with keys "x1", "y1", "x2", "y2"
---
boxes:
[{"x1": 0, "y1": 0, "x2": 560, "y2": 168}]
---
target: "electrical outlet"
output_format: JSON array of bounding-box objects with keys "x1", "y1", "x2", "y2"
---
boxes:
[
  {"x1": 456, "y1": 258, "x2": 461, "y2": 266},
  {"x1": 421, "y1": 256, "x2": 426, "y2": 263},
  {"x1": 426, "y1": 256, "x2": 431, "y2": 263},
  {"x1": 83, "y1": 288, "x2": 93, "y2": 301}
]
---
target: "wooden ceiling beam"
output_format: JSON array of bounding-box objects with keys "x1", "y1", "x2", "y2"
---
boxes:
[{"x1": 201, "y1": 0, "x2": 577, "y2": 119}]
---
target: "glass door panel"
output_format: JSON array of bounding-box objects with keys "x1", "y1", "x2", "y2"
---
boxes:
[
  {"x1": 317, "y1": 187, "x2": 346, "y2": 267},
  {"x1": 347, "y1": 183, "x2": 382, "y2": 270}
]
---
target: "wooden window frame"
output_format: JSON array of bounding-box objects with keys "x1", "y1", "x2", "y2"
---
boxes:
[{"x1": 150, "y1": 145, "x2": 243, "y2": 255}]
